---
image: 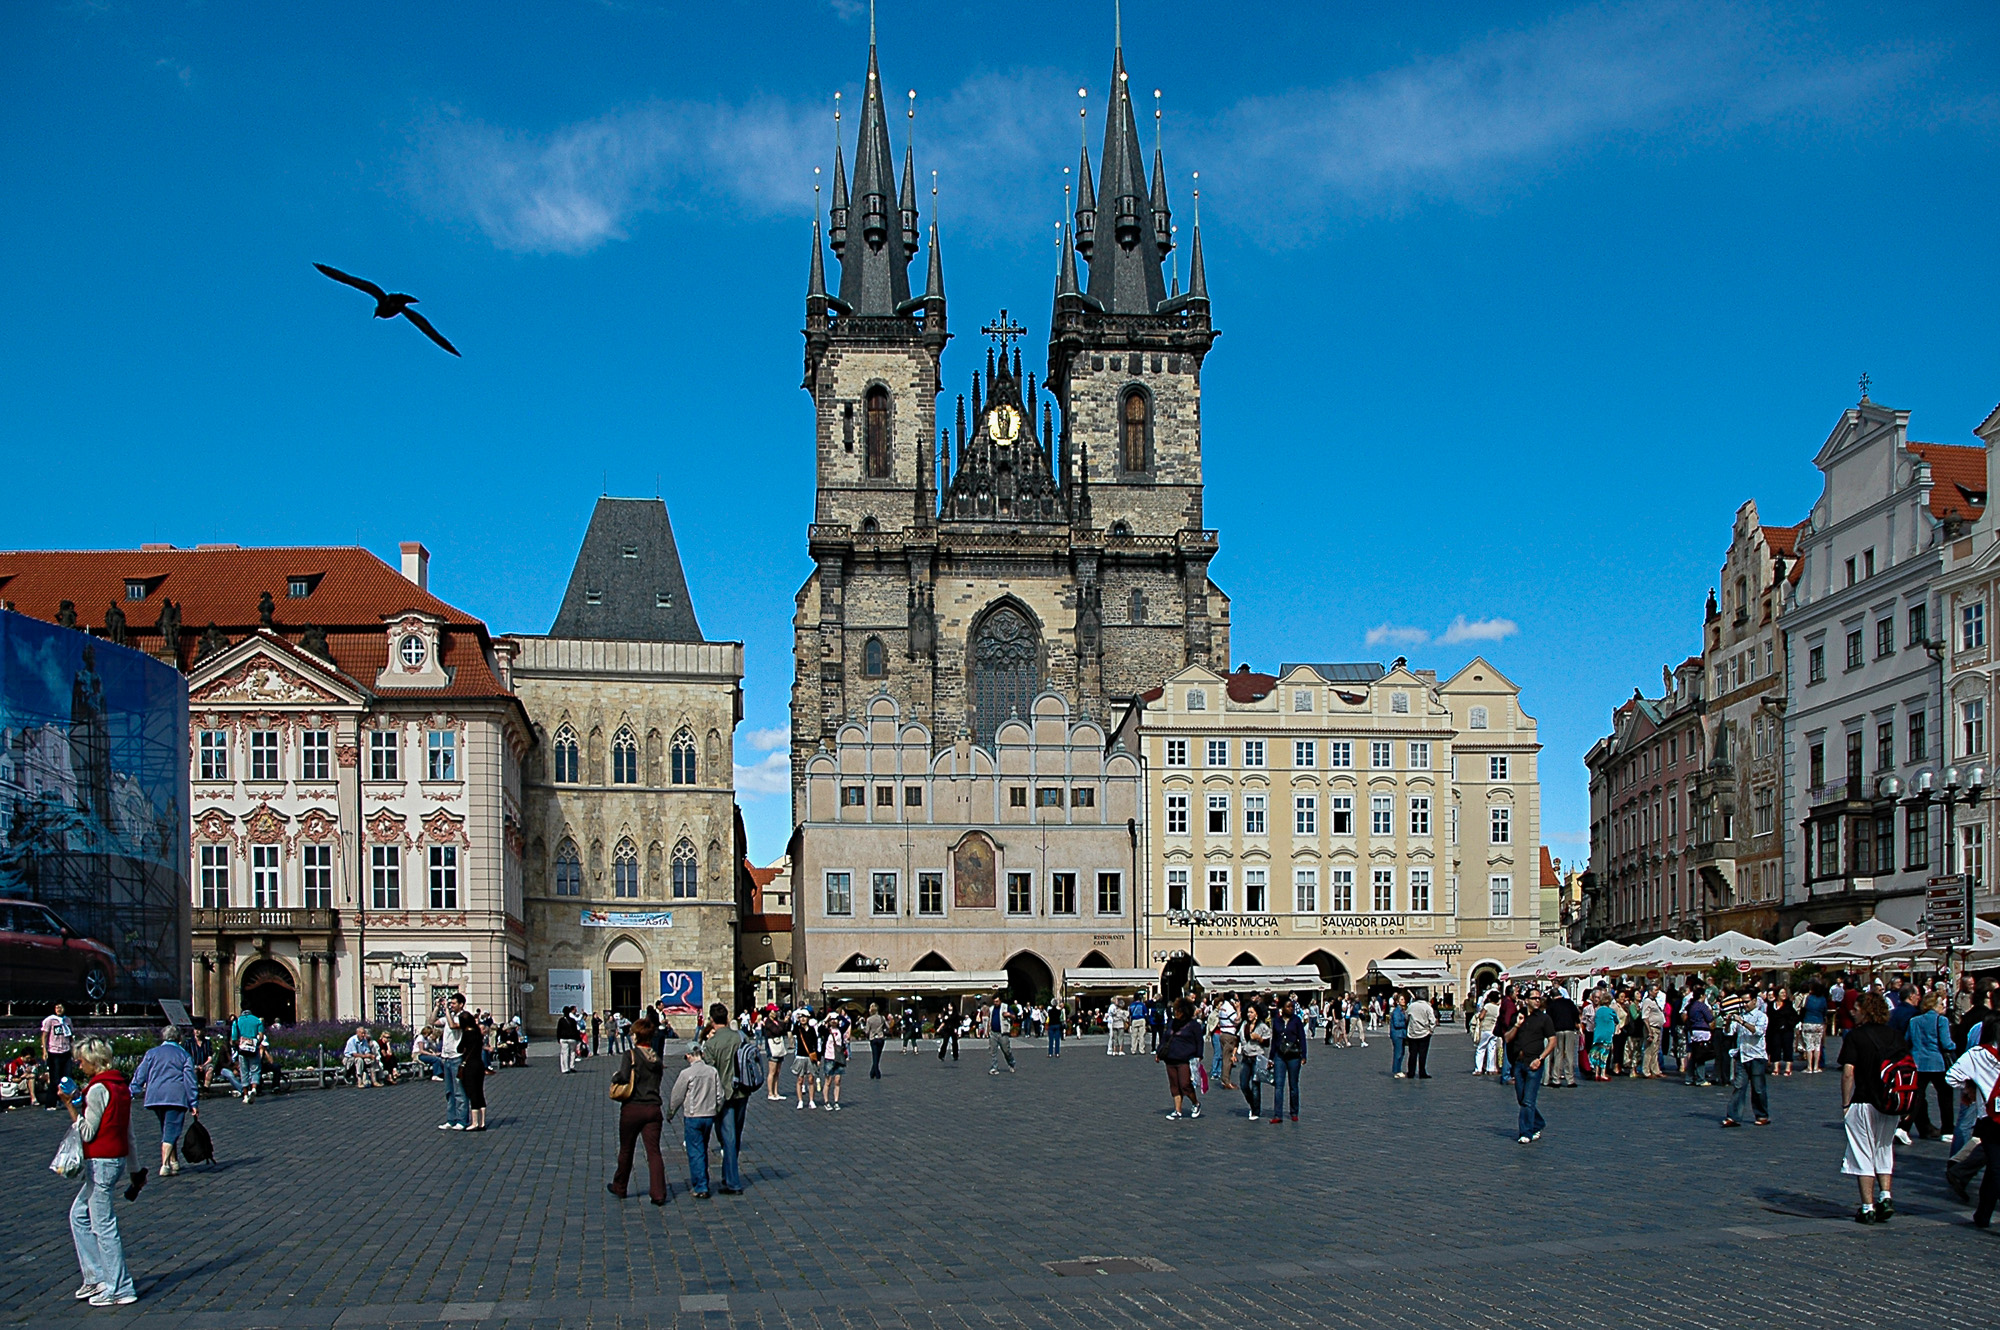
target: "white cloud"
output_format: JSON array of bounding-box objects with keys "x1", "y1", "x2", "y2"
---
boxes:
[
  {"x1": 1366, "y1": 623, "x2": 1430, "y2": 647},
  {"x1": 743, "y1": 726, "x2": 790, "y2": 752},
  {"x1": 407, "y1": 1, "x2": 1918, "y2": 254},
  {"x1": 733, "y1": 751, "x2": 791, "y2": 798},
  {"x1": 1439, "y1": 615, "x2": 1519, "y2": 645}
]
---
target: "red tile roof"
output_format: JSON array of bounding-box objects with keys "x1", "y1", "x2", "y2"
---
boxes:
[
  {"x1": 1540, "y1": 845, "x2": 1560, "y2": 888},
  {"x1": 746, "y1": 863, "x2": 782, "y2": 889},
  {"x1": 1908, "y1": 443, "x2": 1987, "y2": 523},
  {"x1": 1761, "y1": 524, "x2": 1800, "y2": 559},
  {"x1": 0, "y1": 545, "x2": 511, "y2": 698}
]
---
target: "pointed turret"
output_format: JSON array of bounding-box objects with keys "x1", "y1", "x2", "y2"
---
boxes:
[
  {"x1": 1056, "y1": 219, "x2": 1080, "y2": 298},
  {"x1": 1149, "y1": 146, "x2": 1172, "y2": 259},
  {"x1": 807, "y1": 214, "x2": 828, "y2": 304},
  {"x1": 829, "y1": 100, "x2": 849, "y2": 255},
  {"x1": 1075, "y1": 143, "x2": 1097, "y2": 260},
  {"x1": 899, "y1": 143, "x2": 920, "y2": 260},
  {"x1": 923, "y1": 218, "x2": 946, "y2": 330},
  {"x1": 836, "y1": 39, "x2": 914, "y2": 316},
  {"x1": 1086, "y1": 45, "x2": 1168, "y2": 315}
]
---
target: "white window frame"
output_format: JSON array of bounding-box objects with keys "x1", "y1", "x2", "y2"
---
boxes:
[
  {"x1": 1327, "y1": 867, "x2": 1352, "y2": 913},
  {"x1": 1207, "y1": 866, "x2": 1231, "y2": 912},
  {"x1": 303, "y1": 843, "x2": 333, "y2": 909},
  {"x1": 1409, "y1": 867, "x2": 1432, "y2": 912},
  {"x1": 1295, "y1": 740, "x2": 1317, "y2": 769},
  {"x1": 1370, "y1": 795, "x2": 1393, "y2": 836},
  {"x1": 1408, "y1": 741, "x2": 1429, "y2": 770},
  {"x1": 1328, "y1": 741, "x2": 1352, "y2": 769},
  {"x1": 198, "y1": 730, "x2": 229, "y2": 782},
  {"x1": 427, "y1": 729, "x2": 457, "y2": 781},
  {"x1": 1243, "y1": 868, "x2": 1267, "y2": 913},
  {"x1": 1965, "y1": 601, "x2": 1987, "y2": 650},
  {"x1": 1243, "y1": 795, "x2": 1267, "y2": 836},
  {"x1": 299, "y1": 729, "x2": 330, "y2": 781},
  {"x1": 429, "y1": 844, "x2": 459, "y2": 909},
  {"x1": 1205, "y1": 738, "x2": 1229, "y2": 767},
  {"x1": 199, "y1": 844, "x2": 229, "y2": 908},
  {"x1": 1243, "y1": 739, "x2": 1266, "y2": 768},
  {"x1": 1166, "y1": 867, "x2": 1189, "y2": 912},
  {"x1": 824, "y1": 871, "x2": 852, "y2": 916},
  {"x1": 1330, "y1": 794, "x2": 1353, "y2": 836},
  {"x1": 1371, "y1": 867, "x2": 1394, "y2": 913},
  {"x1": 1490, "y1": 806, "x2": 1512, "y2": 845},
  {"x1": 1295, "y1": 795, "x2": 1317, "y2": 836},
  {"x1": 1166, "y1": 792, "x2": 1190, "y2": 836},
  {"x1": 251, "y1": 843, "x2": 282, "y2": 908},
  {"x1": 369, "y1": 729, "x2": 399, "y2": 781},
  {"x1": 1490, "y1": 754, "x2": 1509, "y2": 781},
  {"x1": 1964, "y1": 698, "x2": 1986, "y2": 756},
  {"x1": 1206, "y1": 793, "x2": 1229, "y2": 835},
  {"x1": 1488, "y1": 873, "x2": 1512, "y2": 916},
  {"x1": 249, "y1": 730, "x2": 280, "y2": 782},
  {"x1": 1165, "y1": 738, "x2": 1188, "y2": 768},
  {"x1": 1094, "y1": 871, "x2": 1122, "y2": 916},
  {"x1": 1409, "y1": 795, "x2": 1431, "y2": 837},
  {"x1": 1295, "y1": 867, "x2": 1320, "y2": 914},
  {"x1": 1370, "y1": 741, "x2": 1392, "y2": 769},
  {"x1": 370, "y1": 844, "x2": 400, "y2": 909}
]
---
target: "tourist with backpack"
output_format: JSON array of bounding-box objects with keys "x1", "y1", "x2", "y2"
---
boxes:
[
  {"x1": 1721, "y1": 993, "x2": 1770, "y2": 1128},
  {"x1": 1943, "y1": 1023, "x2": 1999, "y2": 1227},
  {"x1": 698, "y1": 1003, "x2": 753, "y2": 1195},
  {"x1": 1840, "y1": 991, "x2": 1912, "y2": 1223},
  {"x1": 1269, "y1": 998, "x2": 1307, "y2": 1122}
]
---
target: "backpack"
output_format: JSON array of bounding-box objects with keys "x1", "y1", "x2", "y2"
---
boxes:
[
  {"x1": 180, "y1": 1115, "x2": 215, "y2": 1165},
  {"x1": 732, "y1": 1038, "x2": 762, "y2": 1095},
  {"x1": 1878, "y1": 1052, "x2": 1919, "y2": 1116}
]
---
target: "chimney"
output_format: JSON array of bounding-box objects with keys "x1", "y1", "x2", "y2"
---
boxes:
[
  {"x1": 492, "y1": 638, "x2": 517, "y2": 693},
  {"x1": 400, "y1": 541, "x2": 430, "y2": 590}
]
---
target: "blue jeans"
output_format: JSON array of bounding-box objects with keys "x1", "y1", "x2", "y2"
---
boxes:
[
  {"x1": 1048, "y1": 1028, "x2": 1062, "y2": 1056},
  {"x1": 237, "y1": 1049, "x2": 260, "y2": 1091},
  {"x1": 683, "y1": 1115, "x2": 714, "y2": 1193},
  {"x1": 1501, "y1": 1054, "x2": 1517, "y2": 1085},
  {"x1": 1727, "y1": 1058, "x2": 1769, "y2": 1122},
  {"x1": 1515, "y1": 1063, "x2": 1545, "y2": 1139},
  {"x1": 418, "y1": 1054, "x2": 445, "y2": 1078},
  {"x1": 1273, "y1": 1055, "x2": 1302, "y2": 1118},
  {"x1": 1390, "y1": 1033, "x2": 1405, "y2": 1075},
  {"x1": 442, "y1": 1057, "x2": 467, "y2": 1126},
  {"x1": 70, "y1": 1158, "x2": 135, "y2": 1300}
]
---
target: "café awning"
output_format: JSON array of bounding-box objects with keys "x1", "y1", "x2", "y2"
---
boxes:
[
  {"x1": 1061, "y1": 968, "x2": 1157, "y2": 993},
  {"x1": 1193, "y1": 965, "x2": 1331, "y2": 993},
  {"x1": 820, "y1": 970, "x2": 1008, "y2": 995},
  {"x1": 1364, "y1": 960, "x2": 1456, "y2": 989}
]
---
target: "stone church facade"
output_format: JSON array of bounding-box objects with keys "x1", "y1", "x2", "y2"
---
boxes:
[{"x1": 791, "y1": 33, "x2": 1228, "y2": 816}]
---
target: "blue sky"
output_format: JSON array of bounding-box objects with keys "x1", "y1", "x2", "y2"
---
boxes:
[{"x1": 5, "y1": 1, "x2": 1997, "y2": 866}]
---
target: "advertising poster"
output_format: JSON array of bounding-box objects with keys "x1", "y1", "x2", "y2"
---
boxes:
[
  {"x1": 0, "y1": 610, "x2": 188, "y2": 1005},
  {"x1": 580, "y1": 909, "x2": 672, "y2": 928},
  {"x1": 546, "y1": 967, "x2": 592, "y2": 1015},
  {"x1": 659, "y1": 969, "x2": 703, "y2": 1016}
]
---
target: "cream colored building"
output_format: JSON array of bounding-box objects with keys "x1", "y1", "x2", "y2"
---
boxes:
[
  {"x1": 507, "y1": 499, "x2": 744, "y2": 1035},
  {"x1": 792, "y1": 693, "x2": 1143, "y2": 1001},
  {"x1": 1121, "y1": 658, "x2": 1542, "y2": 1001}
]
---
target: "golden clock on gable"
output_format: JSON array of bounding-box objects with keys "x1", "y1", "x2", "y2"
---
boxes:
[{"x1": 985, "y1": 404, "x2": 1021, "y2": 442}]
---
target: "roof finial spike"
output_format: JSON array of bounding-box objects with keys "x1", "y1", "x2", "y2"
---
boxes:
[
  {"x1": 869, "y1": 0, "x2": 876, "y2": 46},
  {"x1": 1114, "y1": 0, "x2": 1122, "y2": 52},
  {"x1": 1859, "y1": 370, "x2": 1872, "y2": 403}
]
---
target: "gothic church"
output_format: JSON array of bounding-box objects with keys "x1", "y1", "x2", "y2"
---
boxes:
[{"x1": 791, "y1": 29, "x2": 1228, "y2": 807}]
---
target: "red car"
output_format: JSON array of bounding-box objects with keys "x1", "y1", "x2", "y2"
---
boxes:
[{"x1": 0, "y1": 898, "x2": 117, "y2": 1003}]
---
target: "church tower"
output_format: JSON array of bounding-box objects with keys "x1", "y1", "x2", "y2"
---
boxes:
[{"x1": 792, "y1": 27, "x2": 1227, "y2": 813}]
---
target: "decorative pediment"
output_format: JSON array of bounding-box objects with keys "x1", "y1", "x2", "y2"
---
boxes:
[
  {"x1": 195, "y1": 810, "x2": 234, "y2": 843},
  {"x1": 199, "y1": 659, "x2": 337, "y2": 707},
  {"x1": 298, "y1": 809, "x2": 338, "y2": 843},
  {"x1": 376, "y1": 612, "x2": 451, "y2": 691},
  {"x1": 422, "y1": 809, "x2": 468, "y2": 846},
  {"x1": 245, "y1": 803, "x2": 289, "y2": 844},
  {"x1": 365, "y1": 808, "x2": 411, "y2": 847}
]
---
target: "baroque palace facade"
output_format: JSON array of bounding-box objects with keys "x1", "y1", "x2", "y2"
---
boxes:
[{"x1": 0, "y1": 543, "x2": 530, "y2": 1024}]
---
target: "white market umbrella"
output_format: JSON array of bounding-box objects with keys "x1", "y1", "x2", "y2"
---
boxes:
[
  {"x1": 1774, "y1": 931, "x2": 1829, "y2": 964},
  {"x1": 1553, "y1": 939, "x2": 1631, "y2": 978},
  {"x1": 1677, "y1": 930, "x2": 1785, "y2": 970},
  {"x1": 1812, "y1": 920, "x2": 1918, "y2": 966},
  {"x1": 1513, "y1": 945, "x2": 1580, "y2": 979},
  {"x1": 1876, "y1": 918, "x2": 2000, "y2": 965},
  {"x1": 1613, "y1": 936, "x2": 1697, "y2": 972}
]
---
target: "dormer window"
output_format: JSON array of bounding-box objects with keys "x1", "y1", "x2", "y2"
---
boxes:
[
  {"x1": 585, "y1": 589, "x2": 602, "y2": 605},
  {"x1": 621, "y1": 545, "x2": 638, "y2": 559},
  {"x1": 656, "y1": 591, "x2": 673, "y2": 608},
  {"x1": 286, "y1": 573, "x2": 322, "y2": 598},
  {"x1": 124, "y1": 580, "x2": 148, "y2": 601},
  {"x1": 399, "y1": 635, "x2": 427, "y2": 668}
]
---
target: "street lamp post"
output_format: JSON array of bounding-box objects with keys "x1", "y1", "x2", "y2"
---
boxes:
[
  {"x1": 1897, "y1": 764, "x2": 1984, "y2": 983},
  {"x1": 1164, "y1": 909, "x2": 1218, "y2": 993}
]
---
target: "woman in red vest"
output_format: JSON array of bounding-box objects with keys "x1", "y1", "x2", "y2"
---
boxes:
[{"x1": 58, "y1": 1036, "x2": 139, "y2": 1307}]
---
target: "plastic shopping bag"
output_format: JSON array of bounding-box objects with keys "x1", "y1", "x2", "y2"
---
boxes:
[
  {"x1": 50, "y1": 1124, "x2": 84, "y2": 1179},
  {"x1": 1198, "y1": 1061, "x2": 1209, "y2": 1094}
]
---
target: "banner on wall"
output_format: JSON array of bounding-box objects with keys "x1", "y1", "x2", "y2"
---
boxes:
[
  {"x1": 580, "y1": 909, "x2": 672, "y2": 928},
  {"x1": 546, "y1": 968, "x2": 591, "y2": 1015},
  {"x1": 659, "y1": 969, "x2": 703, "y2": 1016}
]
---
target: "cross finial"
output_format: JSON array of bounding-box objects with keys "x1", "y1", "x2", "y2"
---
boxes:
[
  {"x1": 981, "y1": 307, "x2": 1026, "y2": 353},
  {"x1": 1858, "y1": 371, "x2": 1871, "y2": 402}
]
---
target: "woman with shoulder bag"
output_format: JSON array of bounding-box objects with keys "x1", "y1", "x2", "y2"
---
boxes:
[
  {"x1": 607, "y1": 1012, "x2": 668, "y2": 1204},
  {"x1": 456, "y1": 1007, "x2": 488, "y2": 1132},
  {"x1": 1157, "y1": 998, "x2": 1204, "y2": 1119},
  {"x1": 1237, "y1": 1005, "x2": 1270, "y2": 1121},
  {"x1": 58, "y1": 1037, "x2": 140, "y2": 1306}
]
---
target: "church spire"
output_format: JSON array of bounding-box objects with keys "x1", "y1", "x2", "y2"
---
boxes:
[
  {"x1": 899, "y1": 91, "x2": 920, "y2": 261},
  {"x1": 1086, "y1": 40, "x2": 1168, "y2": 314},
  {"x1": 1075, "y1": 90, "x2": 1096, "y2": 260},
  {"x1": 836, "y1": 34, "x2": 914, "y2": 315},
  {"x1": 828, "y1": 94, "x2": 848, "y2": 255},
  {"x1": 1149, "y1": 90, "x2": 1172, "y2": 260}
]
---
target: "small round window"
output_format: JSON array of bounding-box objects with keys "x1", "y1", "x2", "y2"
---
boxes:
[{"x1": 399, "y1": 635, "x2": 427, "y2": 667}]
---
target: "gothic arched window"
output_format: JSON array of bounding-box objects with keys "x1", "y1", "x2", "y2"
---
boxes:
[
  {"x1": 553, "y1": 725, "x2": 579, "y2": 783},
  {"x1": 612, "y1": 838, "x2": 639, "y2": 898},
  {"x1": 865, "y1": 385, "x2": 891, "y2": 478},
  {"x1": 611, "y1": 726, "x2": 639, "y2": 784},
  {"x1": 670, "y1": 728, "x2": 698, "y2": 785},
  {"x1": 864, "y1": 636, "x2": 886, "y2": 678},
  {"x1": 671, "y1": 839, "x2": 699, "y2": 899},
  {"x1": 1120, "y1": 389, "x2": 1149, "y2": 472},
  {"x1": 554, "y1": 838, "x2": 582, "y2": 896},
  {"x1": 971, "y1": 603, "x2": 1038, "y2": 747},
  {"x1": 1129, "y1": 588, "x2": 1146, "y2": 624}
]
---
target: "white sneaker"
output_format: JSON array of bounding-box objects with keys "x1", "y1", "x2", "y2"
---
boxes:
[
  {"x1": 1166, "y1": 1110, "x2": 1183, "y2": 1119},
  {"x1": 1518, "y1": 1135, "x2": 1531, "y2": 1145},
  {"x1": 1894, "y1": 1128, "x2": 1912, "y2": 1146},
  {"x1": 438, "y1": 1123, "x2": 453, "y2": 1130},
  {"x1": 1189, "y1": 1105, "x2": 1202, "y2": 1118},
  {"x1": 73, "y1": 1283, "x2": 102, "y2": 1300},
  {"x1": 89, "y1": 1292, "x2": 138, "y2": 1307},
  {"x1": 1532, "y1": 1131, "x2": 1542, "y2": 1141},
  {"x1": 451, "y1": 1123, "x2": 467, "y2": 1131}
]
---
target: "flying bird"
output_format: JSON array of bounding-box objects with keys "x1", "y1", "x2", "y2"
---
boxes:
[{"x1": 314, "y1": 263, "x2": 461, "y2": 356}]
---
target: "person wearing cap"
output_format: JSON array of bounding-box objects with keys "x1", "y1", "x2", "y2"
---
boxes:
[{"x1": 667, "y1": 1039, "x2": 724, "y2": 1199}]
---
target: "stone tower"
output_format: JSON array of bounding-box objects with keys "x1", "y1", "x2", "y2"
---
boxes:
[{"x1": 792, "y1": 29, "x2": 1228, "y2": 813}]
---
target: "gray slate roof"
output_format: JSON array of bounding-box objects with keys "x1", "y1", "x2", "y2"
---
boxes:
[
  {"x1": 549, "y1": 497, "x2": 704, "y2": 642},
  {"x1": 1281, "y1": 662, "x2": 1387, "y2": 684}
]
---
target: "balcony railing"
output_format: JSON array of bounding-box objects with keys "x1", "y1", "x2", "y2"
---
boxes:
[{"x1": 193, "y1": 907, "x2": 339, "y2": 935}]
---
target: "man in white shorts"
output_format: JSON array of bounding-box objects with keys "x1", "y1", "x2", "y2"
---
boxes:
[{"x1": 1839, "y1": 991, "x2": 1907, "y2": 1224}]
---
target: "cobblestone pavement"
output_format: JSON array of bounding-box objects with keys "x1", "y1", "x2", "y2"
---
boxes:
[{"x1": 1, "y1": 1031, "x2": 1990, "y2": 1327}]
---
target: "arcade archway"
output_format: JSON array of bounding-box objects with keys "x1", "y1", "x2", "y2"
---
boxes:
[{"x1": 240, "y1": 958, "x2": 296, "y2": 1026}]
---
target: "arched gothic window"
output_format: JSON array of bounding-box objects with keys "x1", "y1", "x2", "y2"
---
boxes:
[
  {"x1": 611, "y1": 726, "x2": 639, "y2": 784},
  {"x1": 1120, "y1": 389, "x2": 1149, "y2": 472},
  {"x1": 671, "y1": 839, "x2": 699, "y2": 899},
  {"x1": 865, "y1": 385, "x2": 890, "y2": 478},
  {"x1": 1129, "y1": 588, "x2": 1146, "y2": 624},
  {"x1": 670, "y1": 728, "x2": 698, "y2": 785},
  {"x1": 554, "y1": 839, "x2": 582, "y2": 896},
  {"x1": 613, "y1": 838, "x2": 639, "y2": 898},
  {"x1": 553, "y1": 725, "x2": 580, "y2": 783},
  {"x1": 864, "y1": 636, "x2": 886, "y2": 678},
  {"x1": 972, "y1": 604, "x2": 1038, "y2": 747}
]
